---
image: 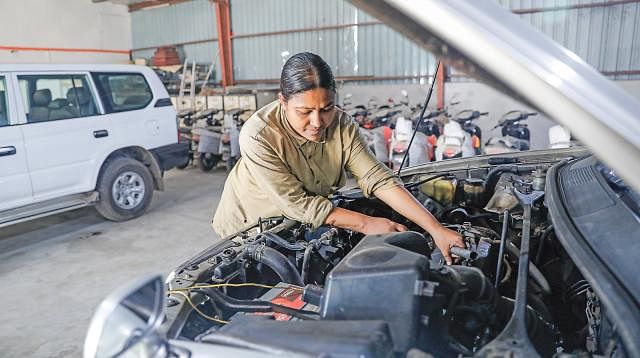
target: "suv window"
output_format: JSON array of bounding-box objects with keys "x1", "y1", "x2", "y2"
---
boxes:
[
  {"x1": 18, "y1": 74, "x2": 98, "y2": 123},
  {"x1": 92, "y1": 73, "x2": 152, "y2": 113},
  {"x1": 0, "y1": 77, "x2": 8, "y2": 127}
]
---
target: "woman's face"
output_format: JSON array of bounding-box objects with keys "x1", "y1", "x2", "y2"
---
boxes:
[{"x1": 280, "y1": 88, "x2": 336, "y2": 142}]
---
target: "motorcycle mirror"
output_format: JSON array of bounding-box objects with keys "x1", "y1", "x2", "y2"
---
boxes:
[{"x1": 84, "y1": 274, "x2": 166, "y2": 358}]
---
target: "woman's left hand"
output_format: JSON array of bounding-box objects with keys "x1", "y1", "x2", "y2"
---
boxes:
[{"x1": 431, "y1": 226, "x2": 465, "y2": 265}]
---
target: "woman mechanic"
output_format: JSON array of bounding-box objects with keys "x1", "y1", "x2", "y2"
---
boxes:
[{"x1": 212, "y1": 52, "x2": 464, "y2": 264}]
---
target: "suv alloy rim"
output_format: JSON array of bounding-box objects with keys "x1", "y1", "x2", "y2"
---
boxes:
[{"x1": 112, "y1": 171, "x2": 146, "y2": 209}]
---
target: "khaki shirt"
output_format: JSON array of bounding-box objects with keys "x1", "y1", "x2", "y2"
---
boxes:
[{"x1": 212, "y1": 100, "x2": 401, "y2": 238}]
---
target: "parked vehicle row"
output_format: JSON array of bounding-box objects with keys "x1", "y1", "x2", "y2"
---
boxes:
[
  {"x1": 0, "y1": 64, "x2": 188, "y2": 227},
  {"x1": 343, "y1": 92, "x2": 573, "y2": 168},
  {"x1": 176, "y1": 106, "x2": 253, "y2": 172}
]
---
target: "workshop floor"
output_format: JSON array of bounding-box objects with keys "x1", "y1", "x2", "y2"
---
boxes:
[{"x1": 0, "y1": 166, "x2": 227, "y2": 358}]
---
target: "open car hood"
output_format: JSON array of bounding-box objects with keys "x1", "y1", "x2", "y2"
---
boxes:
[{"x1": 350, "y1": 0, "x2": 640, "y2": 191}]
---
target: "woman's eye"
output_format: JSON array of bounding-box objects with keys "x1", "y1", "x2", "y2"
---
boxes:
[{"x1": 298, "y1": 111, "x2": 311, "y2": 116}]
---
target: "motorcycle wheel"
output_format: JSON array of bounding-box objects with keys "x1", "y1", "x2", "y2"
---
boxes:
[{"x1": 199, "y1": 153, "x2": 221, "y2": 171}]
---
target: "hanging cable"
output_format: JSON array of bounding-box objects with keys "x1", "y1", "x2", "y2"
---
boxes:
[
  {"x1": 170, "y1": 290, "x2": 229, "y2": 324},
  {"x1": 397, "y1": 61, "x2": 441, "y2": 175}
]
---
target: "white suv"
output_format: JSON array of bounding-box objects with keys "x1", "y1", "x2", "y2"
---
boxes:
[{"x1": 0, "y1": 64, "x2": 188, "y2": 227}]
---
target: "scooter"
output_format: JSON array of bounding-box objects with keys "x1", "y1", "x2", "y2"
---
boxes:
[
  {"x1": 435, "y1": 110, "x2": 485, "y2": 161},
  {"x1": 484, "y1": 110, "x2": 534, "y2": 155},
  {"x1": 221, "y1": 108, "x2": 252, "y2": 171},
  {"x1": 192, "y1": 111, "x2": 224, "y2": 172},
  {"x1": 367, "y1": 105, "x2": 395, "y2": 167},
  {"x1": 456, "y1": 109, "x2": 485, "y2": 155},
  {"x1": 548, "y1": 124, "x2": 572, "y2": 149},
  {"x1": 390, "y1": 91, "x2": 433, "y2": 168},
  {"x1": 175, "y1": 109, "x2": 203, "y2": 169}
]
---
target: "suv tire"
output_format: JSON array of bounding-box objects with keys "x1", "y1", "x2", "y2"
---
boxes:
[{"x1": 95, "y1": 157, "x2": 154, "y2": 221}]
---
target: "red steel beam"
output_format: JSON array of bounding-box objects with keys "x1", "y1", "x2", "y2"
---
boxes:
[
  {"x1": 513, "y1": 0, "x2": 640, "y2": 14},
  {"x1": 232, "y1": 21, "x2": 382, "y2": 40},
  {"x1": 235, "y1": 74, "x2": 436, "y2": 85},
  {"x1": 436, "y1": 62, "x2": 446, "y2": 109},
  {"x1": 215, "y1": 0, "x2": 234, "y2": 87},
  {"x1": 0, "y1": 45, "x2": 130, "y2": 55},
  {"x1": 601, "y1": 70, "x2": 640, "y2": 76},
  {"x1": 131, "y1": 37, "x2": 218, "y2": 52}
]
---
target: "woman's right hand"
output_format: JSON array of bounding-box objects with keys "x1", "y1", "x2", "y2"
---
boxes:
[{"x1": 361, "y1": 216, "x2": 407, "y2": 235}]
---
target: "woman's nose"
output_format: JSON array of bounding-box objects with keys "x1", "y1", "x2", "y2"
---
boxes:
[{"x1": 309, "y1": 111, "x2": 322, "y2": 128}]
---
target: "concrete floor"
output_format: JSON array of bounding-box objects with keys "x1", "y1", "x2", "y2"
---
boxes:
[{"x1": 0, "y1": 167, "x2": 228, "y2": 358}]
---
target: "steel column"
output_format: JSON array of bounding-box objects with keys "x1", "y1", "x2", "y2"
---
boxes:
[
  {"x1": 214, "y1": 0, "x2": 234, "y2": 87},
  {"x1": 436, "y1": 62, "x2": 446, "y2": 109}
]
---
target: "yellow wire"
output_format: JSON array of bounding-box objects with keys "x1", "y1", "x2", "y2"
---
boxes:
[
  {"x1": 168, "y1": 282, "x2": 304, "y2": 324},
  {"x1": 171, "y1": 282, "x2": 303, "y2": 291},
  {"x1": 169, "y1": 290, "x2": 229, "y2": 324}
]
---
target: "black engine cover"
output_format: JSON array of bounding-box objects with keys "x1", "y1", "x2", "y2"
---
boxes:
[{"x1": 319, "y1": 231, "x2": 432, "y2": 353}]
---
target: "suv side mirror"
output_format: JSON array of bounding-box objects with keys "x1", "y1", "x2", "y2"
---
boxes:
[{"x1": 84, "y1": 274, "x2": 166, "y2": 358}]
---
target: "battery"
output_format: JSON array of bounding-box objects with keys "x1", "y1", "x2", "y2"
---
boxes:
[{"x1": 231, "y1": 283, "x2": 318, "y2": 321}]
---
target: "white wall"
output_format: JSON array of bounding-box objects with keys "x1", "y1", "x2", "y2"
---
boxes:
[{"x1": 0, "y1": 0, "x2": 131, "y2": 64}]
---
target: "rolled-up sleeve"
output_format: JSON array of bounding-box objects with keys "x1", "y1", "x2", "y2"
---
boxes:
[
  {"x1": 343, "y1": 120, "x2": 402, "y2": 197},
  {"x1": 240, "y1": 132, "x2": 334, "y2": 229}
]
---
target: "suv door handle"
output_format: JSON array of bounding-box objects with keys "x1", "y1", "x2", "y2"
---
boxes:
[
  {"x1": 93, "y1": 130, "x2": 109, "y2": 138},
  {"x1": 0, "y1": 146, "x2": 17, "y2": 157}
]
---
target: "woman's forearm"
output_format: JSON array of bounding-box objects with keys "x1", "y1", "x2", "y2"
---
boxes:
[
  {"x1": 373, "y1": 185, "x2": 443, "y2": 235},
  {"x1": 324, "y1": 207, "x2": 367, "y2": 232}
]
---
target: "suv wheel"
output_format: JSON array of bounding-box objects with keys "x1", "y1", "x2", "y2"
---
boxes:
[{"x1": 96, "y1": 157, "x2": 154, "y2": 221}]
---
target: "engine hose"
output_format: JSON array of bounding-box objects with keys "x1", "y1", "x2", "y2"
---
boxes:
[
  {"x1": 300, "y1": 242, "x2": 315, "y2": 284},
  {"x1": 248, "y1": 245, "x2": 304, "y2": 286},
  {"x1": 482, "y1": 164, "x2": 542, "y2": 204},
  {"x1": 260, "y1": 231, "x2": 306, "y2": 251},
  {"x1": 194, "y1": 288, "x2": 318, "y2": 320},
  {"x1": 535, "y1": 225, "x2": 554, "y2": 265},
  {"x1": 448, "y1": 266, "x2": 496, "y2": 303},
  {"x1": 505, "y1": 242, "x2": 551, "y2": 295},
  {"x1": 496, "y1": 296, "x2": 556, "y2": 356},
  {"x1": 495, "y1": 209, "x2": 510, "y2": 287},
  {"x1": 434, "y1": 265, "x2": 497, "y2": 306}
]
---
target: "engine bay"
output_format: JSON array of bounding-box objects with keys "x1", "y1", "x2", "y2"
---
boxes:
[{"x1": 164, "y1": 154, "x2": 625, "y2": 357}]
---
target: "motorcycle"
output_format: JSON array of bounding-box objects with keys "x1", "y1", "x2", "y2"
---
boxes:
[
  {"x1": 366, "y1": 104, "x2": 396, "y2": 167},
  {"x1": 484, "y1": 110, "x2": 534, "y2": 155},
  {"x1": 548, "y1": 124, "x2": 574, "y2": 149},
  {"x1": 435, "y1": 109, "x2": 486, "y2": 161},
  {"x1": 221, "y1": 108, "x2": 252, "y2": 171},
  {"x1": 192, "y1": 109, "x2": 225, "y2": 171},
  {"x1": 175, "y1": 109, "x2": 200, "y2": 169}
]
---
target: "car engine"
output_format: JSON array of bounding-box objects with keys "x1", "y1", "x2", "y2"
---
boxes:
[{"x1": 163, "y1": 158, "x2": 621, "y2": 357}]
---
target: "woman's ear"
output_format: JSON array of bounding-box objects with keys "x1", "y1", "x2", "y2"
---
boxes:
[{"x1": 278, "y1": 93, "x2": 286, "y2": 106}]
